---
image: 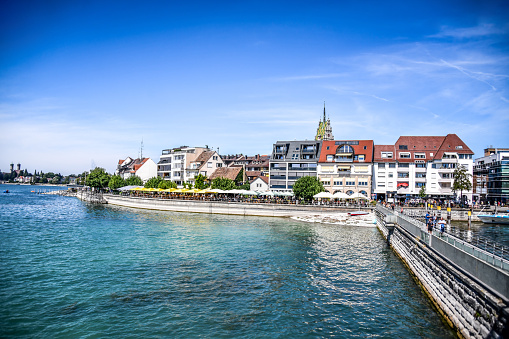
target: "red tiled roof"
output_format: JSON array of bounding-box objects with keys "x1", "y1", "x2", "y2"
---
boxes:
[
  {"x1": 209, "y1": 167, "x2": 243, "y2": 181},
  {"x1": 374, "y1": 134, "x2": 473, "y2": 162},
  {"x1": 318, "y1": 140, "x2": 374, "y2": 163}
]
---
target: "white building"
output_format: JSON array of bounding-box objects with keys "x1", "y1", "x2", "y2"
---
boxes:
[
  {"x1": 373, "y1": 134, "x2": 474, "y2": 203},
  {"x1": 116, "y1": 157, "x2": 157, "y2": 183},
  {"x1": 250, "y1": 176, "x2": 269, "y2": 192},
  {"x1": 157, "y1": 146, "x2": 212, "y2": 186},
  {"x1": 187, "y1": 150, "x2": 224, "y2": 185}
]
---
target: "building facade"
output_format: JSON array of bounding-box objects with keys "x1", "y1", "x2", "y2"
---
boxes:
[
  {"x1": 116, "y1": 157, "x2": 157, "y2": 183},
  {"x1": 269, "y1": 140, "x2": 322, "y2": 191},
  {"x1": 373, "y1": 134, "x2": 474, "y2": 203},
  {"x1": 317, "y1": 140, "x2": 374, "y2": 196},
  {"x1": 187, "y1": 150, "x2": 224, "y2": 185},
  {"x1": 473, "y1": 148, "x2": 509, "y2": 204},
  {"x1": 157, "y1": 146, "x2": 209, "y2": 186}
]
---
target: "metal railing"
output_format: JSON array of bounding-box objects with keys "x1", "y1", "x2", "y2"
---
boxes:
[{"x1": 376, "y1": 204, "x2": 509, "y2": 270}]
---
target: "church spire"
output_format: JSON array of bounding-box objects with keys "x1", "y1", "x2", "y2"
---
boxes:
[{"x1": 315, "y1": 103, "x2": 334, "y2": 141}]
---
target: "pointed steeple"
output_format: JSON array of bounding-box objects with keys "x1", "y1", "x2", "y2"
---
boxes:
[{"x1": 315, "y1": 102, "x2": 334, "y2": 141}]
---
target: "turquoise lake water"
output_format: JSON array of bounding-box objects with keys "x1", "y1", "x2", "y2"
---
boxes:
[{"x1": 0, "y1": 184, "x2": 455, "y2": 338}]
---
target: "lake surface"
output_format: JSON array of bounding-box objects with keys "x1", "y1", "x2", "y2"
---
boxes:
[{"x1": 0, "y1": 184, "x2": 456, "y2": 338}]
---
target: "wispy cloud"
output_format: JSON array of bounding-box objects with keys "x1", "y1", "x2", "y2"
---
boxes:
[
  {"x1": 268, "y1": 73, "x2": 345, "y2": 81},
  {"x1": 428, "y1": 23, "x2": 508, "y2": 39}
]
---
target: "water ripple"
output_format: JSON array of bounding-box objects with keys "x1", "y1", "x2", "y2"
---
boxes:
[{"x1": 0, "y1": 185, "x2": 454, "y2": 338}]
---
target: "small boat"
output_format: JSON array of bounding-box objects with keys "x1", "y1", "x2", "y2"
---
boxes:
[
  {"x1": 348, "y1": 211, "x2": 369, "y2": 216},
  {"x1": 477, "y1": 213, "x2": 509, "y2": 225},
  {"x1": 3, "y1": 190, "x2": 9, "y2": 193}
]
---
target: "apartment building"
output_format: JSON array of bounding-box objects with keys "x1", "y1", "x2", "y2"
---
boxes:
[
  {"x1": 474, "y1": 147, "x2": 509, "y2": 204},
  {"x1": 317, "y1": 140, "x2": 374, "y2": 196},
  {"x1": 269, "y1": 140, "x2": 322, "y2": 191},
  {"x1": 373, "y1": 134, "x2": 474, "y2": 203},
  {"x1": 157, "y1": 146, "x2": 210, "y2": 186}
]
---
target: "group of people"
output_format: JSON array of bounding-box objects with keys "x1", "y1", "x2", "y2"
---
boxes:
[{"x1": 425, "y1": 212, "x2": 447, "y2": 235}]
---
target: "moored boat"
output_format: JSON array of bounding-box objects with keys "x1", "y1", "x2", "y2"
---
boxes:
[
  {"x1": 348, "y1": 211, "x2": 369, "y2": 216},
  {"x1": 477, "y1": 213, "x2": 509, "y2": 225}
]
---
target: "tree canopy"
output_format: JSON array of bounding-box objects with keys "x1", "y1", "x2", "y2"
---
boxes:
[
  {"x1": 453, "y1": 166, "x2": 472, "y2": 205},
  {"x1": 86, "y1": 167, "x2": 111, "y2": 189},
  {"x1": 418, "y1": 185, "x2": 426, "y2": 199},
  {"x1": 108, "y1": 175, "x2": 126, "y2": 190},
  {"x1": 211, "y1": 177, "x2": 235, "y2": 190},
  {"x1": 125, "y1": 175, "x2": 143, "y2": 186},
  {"x1": 144, "y1": 176, "x2": 163, "y2": 188},
  {"x1": 292, "y1": 176, "x2": 324, "y2": 201},
  {"x1": 194, "y1": 174, "x2": 208, "y2": 189},
  {"x1": 158, "y1": 180, "x2": 177, "y2": 189}
]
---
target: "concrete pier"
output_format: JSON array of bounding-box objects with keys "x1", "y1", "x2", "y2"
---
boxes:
[{"x1": 376, "y1": 205, "x2": 509, "y2": 338}]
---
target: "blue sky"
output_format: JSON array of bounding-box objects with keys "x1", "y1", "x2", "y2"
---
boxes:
[{"x1": 1, "y1": 0, "x2": 508, "y2": 175}]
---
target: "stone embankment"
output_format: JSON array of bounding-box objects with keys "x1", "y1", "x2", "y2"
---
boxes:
[
  {"x1": 376, "y1": 206, "x2": 509, "y2": 339},
  {"x1": 103, "y1": 194, "x2": 371, "y2": 218}
]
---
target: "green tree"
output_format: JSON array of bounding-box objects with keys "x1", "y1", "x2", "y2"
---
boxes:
[
  {"x1": 108, "y1": 175, "x2": 126, "y2": 190},
  {"x1": 418, "y1": 185, "x2": 426, "y2": 199},
  {"x1": 238, "y1": 182, "x2": 250, "y2": 190},
  {"x1": 158, "y1": 180, "x2": 177, "y2": 189},
  {"x1": 144, "y1": 176, "x2": 163, "y2": 188},
  {"x1": 194, "y1": 174, "x2": 208, "y2": 189},
  {"x1": 211, "y1": 177, "x2": 236, "y2": 190},
  {"x1": 86, "y1": 167, "x2": 111, "y2": 189},
  {"x1": 292, "y1": 176, "x2": 325, "y2": 201},
  {"x1": 125, "y1": 175, "x2": 143, "y2": 186},
  {"x1": 235, "y1": 168, "x2": 245, "y2": 183},
  {"x1": 453, "y1": 166, "x2": 472, "y2": 206}
]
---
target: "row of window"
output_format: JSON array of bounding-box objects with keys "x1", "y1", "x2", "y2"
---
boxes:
[{"x1": 321, "y1": 181, "x2": 369, "y2": 186}]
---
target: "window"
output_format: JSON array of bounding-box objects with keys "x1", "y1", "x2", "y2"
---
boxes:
[
  {"x1": 399, "y1": 152, "x2": 410, "y2": 158},
  {"x1": 207, "y1": 162, "x2": 212, "y2": 168},
  {"x1": 322, "y1": 180, "x2": 330, "y2": 186},
  {"x1": 381, "y1": 152, "x2": 393, "y2": 159},
  {"x1": 337, "y1": 145, "x2": 354, "y2": 153},
  {"x1": 388, "y1": 173, "x2": 393, "y2": 178},
  {"x1": 213, "y1": 156, "x2": 218, "y2": 160},
  {"x1": 415, "y1": 182, "x2": 425, "y2": 188},
  {"x1": 326, "y1": 146, "x2": 330, "y2": 150},
  {"x1": 378, "y1": 163, "x2": 385, "y2": 169},
  {"x1": 398, "y1": 163, "x2": 409, "y2": 168},
  {"x1": 333, "y1": 181, "x2": 342, "y2": 186},
  {"x1": 389, "y1": 163, "x2": 396, "y2": 168},
  {"x1": 364, "y1": 146, "x2": 367, "y2": 150},
  {"x1": 399, "y1": 145, "x2": 408, "y2": 150},
  {"x1": 346, "y1": 181, "x2": 355, "y2": 186},
  {"x1": 398, "y1": 172, "x2": 409, "y2": 178},
  {"x1": 326, "y1": 155, "x2": 333, "y2": 162},
  {"x1": 415, "y1": 173, "x2": 426, "y2": 178},
  {"x1": 415, "y1": 153, "x2": 425, "y2": 159},
  {"x1": 456, "y1": 146, "x2": 463, "y2": 149},
  {"x1": 359, "y1": 181, "x2": 368, "y2": 186},
  {"x1": 416, "y1": 163, "x2": 426, "y2": 168},
  {"x1": 216, "y1": 163, "x2": 222, "y2": 168}
]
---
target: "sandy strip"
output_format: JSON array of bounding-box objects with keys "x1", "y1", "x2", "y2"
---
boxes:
[{"x1": 292, "y1": 212, "x2": 376, "y2": 227}]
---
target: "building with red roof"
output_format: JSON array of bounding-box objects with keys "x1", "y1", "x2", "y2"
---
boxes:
[
  {"x1": 116, "y1": 157, "x2": 157, "y2": 183},
  {"x1": 317, "y1": 139, "x2": 374, "y2": 196},
  {"x1": 373, "y1": 134, "x2": 474, "y2": 203}
]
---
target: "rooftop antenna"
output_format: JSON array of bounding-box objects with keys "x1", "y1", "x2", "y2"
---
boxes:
[
  {"x1": 323, "y1": 101, "x2": 326, "y2": 122},
  {"x1": 140, "y1": 138, "x2": 144, "y2": 159}
]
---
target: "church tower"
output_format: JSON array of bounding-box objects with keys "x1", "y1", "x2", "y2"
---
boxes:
[{"x1": 315, "y1": 103, "x2": 334, "y2": 141}]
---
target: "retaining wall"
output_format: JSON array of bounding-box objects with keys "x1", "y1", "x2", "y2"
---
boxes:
[
  {"x1": 376, "y1": 208, "x2": 509, "y2": 338},
  {"x1": 104, "y1": 195, "x2": 366, "y2": 217}
]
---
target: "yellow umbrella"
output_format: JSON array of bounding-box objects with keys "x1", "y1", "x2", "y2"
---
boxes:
[
  {"x1": 172, "y1": 188, "x2": 185, "y2": 193},
  {"x1": 197, "y1": 189, "x2": 215, "y2": 194},
  {"x1": 130, "y1": 187, "x2": 144, "y2": 191}
]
